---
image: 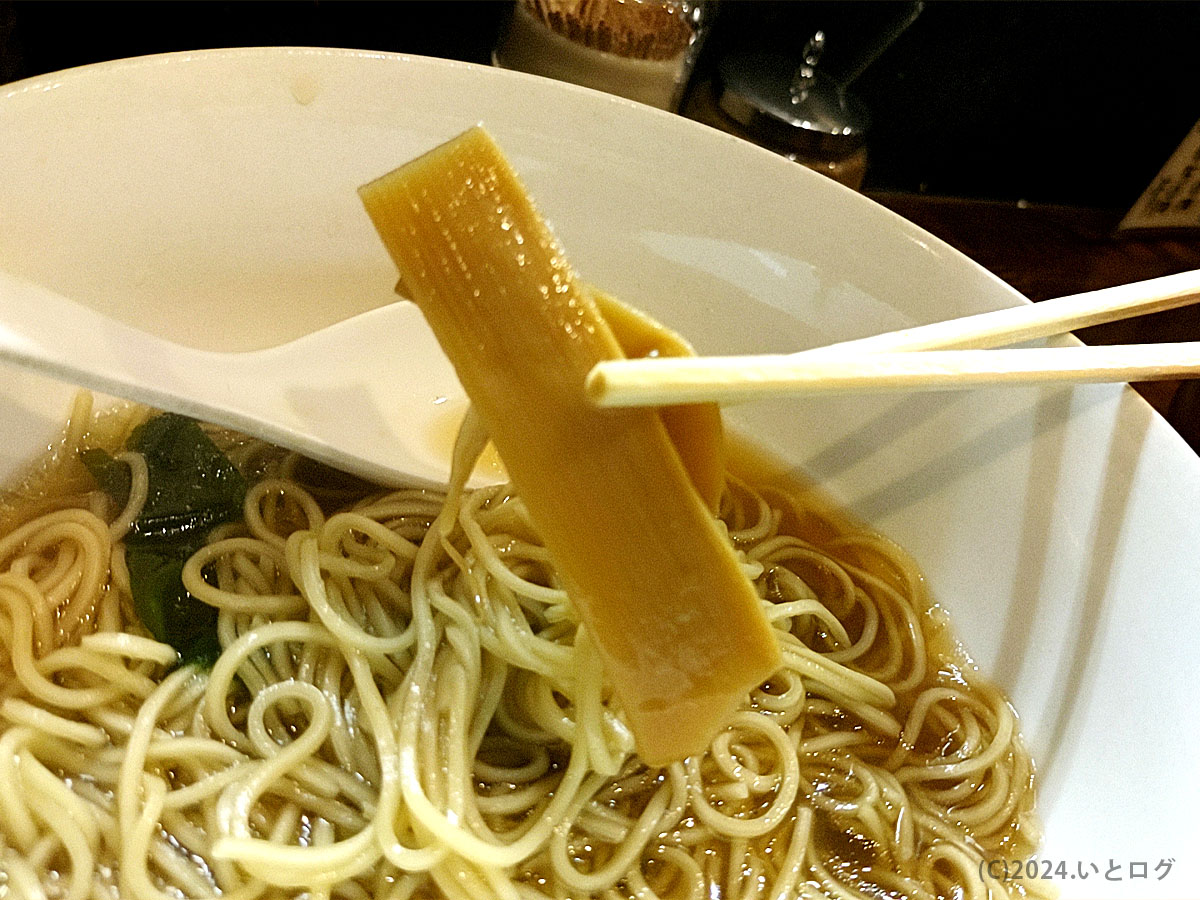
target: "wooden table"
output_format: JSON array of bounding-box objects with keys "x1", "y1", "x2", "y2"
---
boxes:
[{"x1": 867, "y1": 193, "x2": 1200, "y2": 451}]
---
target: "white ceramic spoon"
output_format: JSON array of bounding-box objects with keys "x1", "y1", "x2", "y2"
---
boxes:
[{"x1": 0, "y1": 270, "x2": 500, "y2": 489}]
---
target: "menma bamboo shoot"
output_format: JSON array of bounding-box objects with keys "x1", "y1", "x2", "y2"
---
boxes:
[
  {"x1": 589, "y1": 287, "x2": 726, "y2": 513},
  {"x1": 359, "y1": 127, "x2": 780, "y2": 764}
]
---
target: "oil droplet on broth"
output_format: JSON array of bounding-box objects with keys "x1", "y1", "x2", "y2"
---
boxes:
[{"x1": 426, "y1": 398, "x2": 507, "y2": 481}]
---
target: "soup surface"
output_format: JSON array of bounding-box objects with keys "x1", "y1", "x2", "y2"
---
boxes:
[{"x1": 0, "y1": 396, "x2": 1045, "y2": 900}]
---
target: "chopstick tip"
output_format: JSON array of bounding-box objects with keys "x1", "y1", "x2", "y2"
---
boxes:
[{"x1": 584, "y1": 363, "x2": 614, "y2": 407}]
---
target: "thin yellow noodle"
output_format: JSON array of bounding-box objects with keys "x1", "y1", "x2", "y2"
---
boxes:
[
  {"x1": 202, "y1": 621, "x2": 336, "y2": 744},
  {"x1": 106, "y1": 451, "x2": 150, "y2": 542},
  {"x1": 182, "y1": 539, "x2": 305, "y2": 615},
  {"x1": 458, "y1": 497, "x2": 566, "y2": 605},
  {"x1": 0, "y1": 578, "x2": 128, "y2": 708},
  {"x1": 0, "y1": 697, "x2": 108, "y2": 745},
  {"x1": 80, "y1": 630, "x2": 178, "y2": 666},
  {"x1": 36, "y1": 645, "x2": 160, "y2": 697},
  {"x1": 151, "y1": 808, "x2": 225, "y2": 896},
  {"x1": 552, "y1": 773, "x2": 670, "y2": 894},
  {"x1": 62, "y1": 392, "x2": 95, "y2": 456},
  {"x1": 896, "y1": 692, "x2": 1015, "y2": 782},
  {"x1": 778, "y1": 641, "x2": 894, "y2": 709},
  {"x1": 212, "y1": 685, "x2": 378, "y2": 884},
  {"x1": 162, "y1": 754, "x2": 253, "y2": 809},
  {"x1": 117, "y1": 666, "x2": 199, "y2": 840},
  {"x1": 287, "y1": 532, "x2": 416, "y2": 654},
  {"x1": 921, "y1": 840, "x2": 992, "y2": 900},
  {"x1": 324, "y1": 512, "x2": 420, "y2": 565},
  {"x1": 0, "y1": 727, "x2": 41, "y2": 849},
  {"x1": 573, "y1": 627, "x2": 627, "y2": 778},
  {"x1": 1, "y1": 399, "x2": 1041, "y2": 900},
  {"x1": 342, "y1": 649, "x2": 448, "y2": 873},
  {"x1": 711, "y1": 731, "x2": 780, "y2": 794},
  {"x1": 244, "y1": 478, "x2": 327, "y2": 548},
  {"x1": 229, "y1": 551, "x2": 276, "y2": 595},
  {"x1": 686, "y1": 713, "x2": 800, "y2": 840},
  {"x1": 767, "y1": 807, "x2": 814, "y2": 900},
  {"x1": 766, "y1": 593, "x2": 852, "y2": 648},
  {"x1": 94, "y1": 583, "x2": 123, "y2": 633},
  {"x1": 121, "y1": 774, "x2": 187, "y2": 900},
  {"x1": 22, "y1": 753, "x2": 97, "y2": 900},
  {"x1": 2, "y1": 848, "x2": 51, "y2": 900}
]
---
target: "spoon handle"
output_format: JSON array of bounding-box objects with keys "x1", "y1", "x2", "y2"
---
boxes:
[
  {"x1": 0, "y1": 271, "x2": 232, "y2": 415},
  {"x1": 0, "y1": 271, "x2": 471, "y2": 489}
]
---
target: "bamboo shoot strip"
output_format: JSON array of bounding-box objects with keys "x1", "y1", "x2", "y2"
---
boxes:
[
  {"x1": 590, "y1": 286, "x2": 726, "y2": 513},
  {"x1": 359, "y1": 127, "x2": 780, "y2": 764}
]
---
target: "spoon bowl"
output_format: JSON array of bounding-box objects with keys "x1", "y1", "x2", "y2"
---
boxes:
[{"x1": 0, "y1": 269, "x2": 492, "y2": 488}]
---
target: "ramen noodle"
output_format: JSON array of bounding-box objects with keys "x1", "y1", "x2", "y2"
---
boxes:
[{"x1": 0, "y1": 393, "x2": 1045, "y2": 900}]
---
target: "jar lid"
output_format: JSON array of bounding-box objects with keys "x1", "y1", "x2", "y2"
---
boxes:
[{"x1": 715, "y1": 44, "x2": 870, "y2": 158}]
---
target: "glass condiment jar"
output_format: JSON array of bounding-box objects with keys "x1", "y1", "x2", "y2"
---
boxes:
[
  {"x1": 493, "y1": 0, "x2": 707, "y2": 112},
  {"x1": 684, "y1": 36, "x2": 870, "y2": 189}
]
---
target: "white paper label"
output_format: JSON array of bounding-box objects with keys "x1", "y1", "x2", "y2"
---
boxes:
[{"x1": 1119, "y1": 119, "x2": 1200, "y2": 232}]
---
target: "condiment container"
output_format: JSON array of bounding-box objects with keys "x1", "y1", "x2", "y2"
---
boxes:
[
  {"x1": 684, "y1": 37, "x2": 870, "y2": 189},
  {"x1": 493, "y1": 0, "x2": 704, "y2": 112}
]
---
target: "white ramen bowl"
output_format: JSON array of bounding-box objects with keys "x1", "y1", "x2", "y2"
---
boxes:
[{"x1": 2, "y1": 48, "x2": 1198, "y2": 899}]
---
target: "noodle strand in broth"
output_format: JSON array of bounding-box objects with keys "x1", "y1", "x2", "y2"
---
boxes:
[{"x1": 0, "y1": 396, "x2": 1048, "y2": 900}]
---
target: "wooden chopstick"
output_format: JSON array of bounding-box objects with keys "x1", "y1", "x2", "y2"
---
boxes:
[
  {"x1": 587, "y1": 269, "x2": 1200, "y2": 408},
  {"x1": 810, "y1": 268, "x2": 1200, "y2": 354},
  {"x1": 586, "y1": 342, "x2": 1200, "y2": 407}
]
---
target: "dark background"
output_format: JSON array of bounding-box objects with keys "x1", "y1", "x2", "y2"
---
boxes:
[{"x1": 3, "y1": 1, "x2": 1199, "y2": 210}]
